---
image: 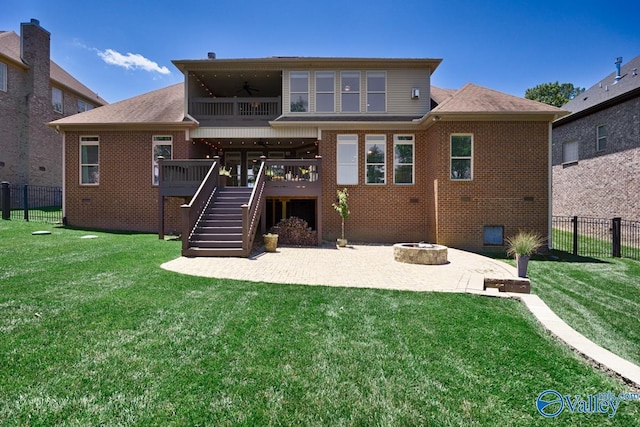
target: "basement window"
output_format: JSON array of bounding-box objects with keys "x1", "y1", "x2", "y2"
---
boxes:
[{"x1": 483, "y1": 226, "x2": 504, "y2": 246}]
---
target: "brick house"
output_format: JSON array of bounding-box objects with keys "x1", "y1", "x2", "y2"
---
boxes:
[
  {"x1": 552, "y1": 55, "x2": 640, "y2": 220},
  {"x1": 50, "y1": 56, "x2": 565, "y2": 255},
  {"x1": 0, "y1": 19, "x2": 106, "y2": 188}
]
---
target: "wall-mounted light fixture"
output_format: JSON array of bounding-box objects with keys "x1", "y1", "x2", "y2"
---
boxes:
[{"x1": 411, "y1": 88, "x2": 420, "y2": 99}]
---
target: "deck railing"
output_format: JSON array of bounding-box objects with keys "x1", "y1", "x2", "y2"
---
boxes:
[
  {"x1": 263, "y1": 157, "x2": 322, "y2": 197},
  {"x1": 190, "y1": 97, "x2": 281, "y2": 125},
  {"x1": 158, "y1": 158, "x2": 215, "y2": 196}
]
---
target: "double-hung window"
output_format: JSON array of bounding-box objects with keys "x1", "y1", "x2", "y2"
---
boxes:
[
  {"x1": 450, "y1": 134, "x2": 473, "y2": 180},
  {"x1": 315, "y1": 72, "x2": 335, "y2": 112},
  {"x1": 596, "y1": 124, "x2": 607, "y2": 151},
  {"x1": 52, "y1": 87, "x2": 63, "y2": 113},
  {"x1": 365, "y1": 135, "x2": 386, "y2": 184},
  {"x1": 0, "y1": 62, "x2": 7, "y2": 92},
  {"x1": 290, "y1": 72, "x2": 309, "y2": 112},
  {"x1": 366, "y1": 71, "x2": 386, "y2": 112},
  {"x1": 152, "y1": 136, "x2": 173, "y2": 185},
  {"x1": 337, "y1": 135, "x2": 358, "y2": 185},
  {"x1": 341, "y1": 72, "x2": 360, "y2": 112},
  {"x1": 394, "y1": 135, "x2": 414, "y2": 184},
  {"x1": 80, "y1": 136, "x2": 99, "y2": 185}
]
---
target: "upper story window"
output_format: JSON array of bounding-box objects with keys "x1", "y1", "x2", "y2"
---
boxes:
[
  {"x1": 365, "y1": 135, "x2": 386, "y2": 184},
  {"x1": 394, "y1": 135, "x2": 414, "y2": 184},
  {"x1": 596, "y1": 124, "x2": 607, "y2": 151},
  {"x1": 366, "y1": 72, "x2": 386, "y2": 112},
  {"x1": 341, "y1": 72, "x2": 360, "y2": 112},
  {"x1": 450, "y1": 134, "x2": 473, "y2": 180},
  {"x1": 563, "y1": 140, "x2": 579, "y2": 164},
  {"x1": 315, "y1": 72, "x2": 335, "y2": 113},
  {"x1": 0, "y1": 62, "x2": 7, "y2": 92},
  {"x1": 78, "y1": 99, "x2": 93, "y2": 113},
  {"x1": 337, "y1": 134, "x2": 358, "y2": 185},
  {"x1": 52, "y1": 87, "x2": 63, "y2": 113},
  {"x1": 153, "y1": 136, "x2": 173, "y2": 185},
  {"x1": 290, "y1": 72, "x2": 309, "y2": 112},
  {"x1": 80, "y1": 136, "x2": 99, "y2": 185}
]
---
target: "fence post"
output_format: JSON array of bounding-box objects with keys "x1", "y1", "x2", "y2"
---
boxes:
[
  {"x1": 572, "y1": 216, "x2": 578, "y2": 256},
  {"x1": 612, "y1": 217, "x2": 622, "y2": 258},
  {"x1": 23, "y1": 184, "x2": 29, "y2": 221},
  {"x1": 1, "y1": 182, "x2": 9, "y2": 220}
]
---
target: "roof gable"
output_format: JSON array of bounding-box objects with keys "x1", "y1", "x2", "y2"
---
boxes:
[
  {"x1": 50, "y1": 83, "x2": 193, "y2": 129},
  {"x1": 433, "y1": 83, "x2": 567, "y2": 115}
]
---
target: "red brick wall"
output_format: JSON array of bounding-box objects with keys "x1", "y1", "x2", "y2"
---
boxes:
[
  {"x1": 64, "y1": 130, "x2": 189, "y2": 233},
  {"x1": 319, "y1": 130, "x2": 430, "y2": 243},
  {"x1": 428, "y1": 121, "x2": 550, "y2": 251}
]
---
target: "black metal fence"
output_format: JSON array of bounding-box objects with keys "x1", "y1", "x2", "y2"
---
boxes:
[
  {"x1": 552, "y1": 216, "x2": 640, "y2": 260},
  {"x1": 1, "y1": 182, "x2": 62, "y2": 223}
]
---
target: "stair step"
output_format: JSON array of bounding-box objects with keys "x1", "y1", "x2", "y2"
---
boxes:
[
  {"x1": 196, "y1": 226, "x2": 242, "y2": 233},
  {"x1": 192, "y1": 233, "x2": 242, "y2": 241},
  {"x1": 189, "y1": 240, "x2": 243, "y2": 249},
  {"x1": 184, "y1": 247, "x2": 247, "y2": 257}
]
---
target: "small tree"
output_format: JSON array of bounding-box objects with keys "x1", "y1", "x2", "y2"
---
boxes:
[{"x1": 332, "y1": 188, "x2": 349, "y2": 241}]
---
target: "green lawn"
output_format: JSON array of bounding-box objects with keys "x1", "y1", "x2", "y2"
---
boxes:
[
  {"x1": 526, "y1": 251, "x2": 640, "y2": 367},
  {"x1": 1, "y1": 221, "x2": 638, "y2": 426}
]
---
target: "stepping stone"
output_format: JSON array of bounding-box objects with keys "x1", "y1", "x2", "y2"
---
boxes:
[{"x1": 31, "y1": 230, "x2": 51, "y2": 235}]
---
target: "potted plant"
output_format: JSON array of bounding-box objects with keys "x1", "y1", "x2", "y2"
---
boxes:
[
  {"x1": 219, "y1": 166, "x2": 232, "y2": 186},
  {"x1": 263, "y1": 233, "x2": 278, "y2": 252},
  {"x1": 505, "y1": 231, "x2": 545, "y2": 278},
  {"x1": 332, "y1": 188, "x2": 350, "y2": 247}
]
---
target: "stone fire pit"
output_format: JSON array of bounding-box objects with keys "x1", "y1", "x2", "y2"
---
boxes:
[{"x1": 393, "y1": 242, "x2": 448, "y2": 265}]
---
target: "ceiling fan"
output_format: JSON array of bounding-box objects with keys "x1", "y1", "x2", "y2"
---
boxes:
[{"x1": 237, "y1": 81, "x2": 260, "y2": 96}]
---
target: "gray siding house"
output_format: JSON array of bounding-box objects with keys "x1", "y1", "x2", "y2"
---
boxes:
[{"x1": 552, "y1": 55, "x2": 640, "y2": 220}]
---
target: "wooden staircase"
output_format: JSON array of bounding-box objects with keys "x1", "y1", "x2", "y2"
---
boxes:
[{"x1": 185, "y1": 187, "x2": 253, "y2": 257}]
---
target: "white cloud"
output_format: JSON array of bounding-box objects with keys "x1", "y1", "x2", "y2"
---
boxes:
[{"x1": 97, "y1": 48, "x2": 170, "y2": 75}]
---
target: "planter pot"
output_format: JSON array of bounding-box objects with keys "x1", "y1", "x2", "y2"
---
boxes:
[
  {"x1": 337, "y1": 238, "x2": 347, "y2": 247},
  {"x1": 264, "y1": 234, "x2": 278, "y2": 252},
  {"x1": 516, "y1": 254, "x2": 530, "y2": 278}
]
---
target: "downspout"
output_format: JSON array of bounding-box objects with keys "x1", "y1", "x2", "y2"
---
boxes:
[
  {"x1": 548, "y1": 121, "x2": 553, "y2": 251},
  {"x1": 60, "y1": 127, "x2": 66, "y2": 224}
]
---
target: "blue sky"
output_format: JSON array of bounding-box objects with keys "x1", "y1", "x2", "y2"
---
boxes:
[{"x1": 3, "y1": 0, "x2": 639, "y2": 103}]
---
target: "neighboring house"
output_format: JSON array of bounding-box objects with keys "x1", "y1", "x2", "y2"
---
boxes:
[
  {"x1": 0, "y1": 19, "x2": 106, "y2": 188},
  {"x1": 50, "y1": 55, "x2": 565, "y2": 255},
  {"x1": 552, "y1": 55, "x2": 640, "y2": 220}
]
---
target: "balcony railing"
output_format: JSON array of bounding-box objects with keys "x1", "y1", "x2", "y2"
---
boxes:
[
  {"x1": 158, "y1": 158, "x2": 215, "y2": 197},
  {"x1": 263, "y1": 158, "x2": 322, "y2": 198},
  {"x1": 190, "y1": 96, "x2": 282, "y2": 125}
]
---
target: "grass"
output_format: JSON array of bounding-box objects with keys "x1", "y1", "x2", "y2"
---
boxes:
[
  {"x1": 1, "y1": 221, "x2": 639, "y2": 425},
  {"x1": 524, "y1": 250, "x2": 640, "y2": 368}
]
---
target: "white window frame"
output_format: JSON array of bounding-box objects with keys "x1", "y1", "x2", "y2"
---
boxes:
[
  {"x1": 52, "y1": 86, "x2": 63, "y2": 113},
  {"x1": 152, "y1": 136, "x2": 173, "y2": 185},
  {"x1": 78, "y1": 99, "x2": 93, "y2": 113},
  {"x1": 80, "y1": 136, "x2": 99, "y2": 185},
  {"x1": 394, "y1": 134, "x2": 414, "y2": 185},
  {"x1": 0, "y1": 61, "x2": 7, "y2": 92},
  {"x1": 315, "y1": 71, "x2": 335, "y2": 113},
  {"x1": 337, "y1": 135, "x2": 358, "y2": 185},
  {"x1": 366, "y1": 71, "x2": 386, "y2": 112},
  {"x1": 341, "y1": 71, "x2": 360, "y2": 113},
  {"x1": 450, "y1": 134, "x2": 473, "y2": 181},
  {"x1": 596, "y1": 124, "x2": 607, "y2": 152},
  {"x1": 365, "y1": 135, "x2": 386, "y2": 185},
  {"x1": 562, "y1": 140, "x2": 579, "y2": 164},
  {"x1": 289, "y1": 71, "x2": 309, "y2": 112}
]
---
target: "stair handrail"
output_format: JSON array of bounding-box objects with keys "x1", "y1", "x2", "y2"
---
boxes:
[
  {"x1": 242, "y1": 158, "x2": 267, "y2": 255},
  {"x1": 180, "y1": 160, "x2": 220, "y2": 254}
]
